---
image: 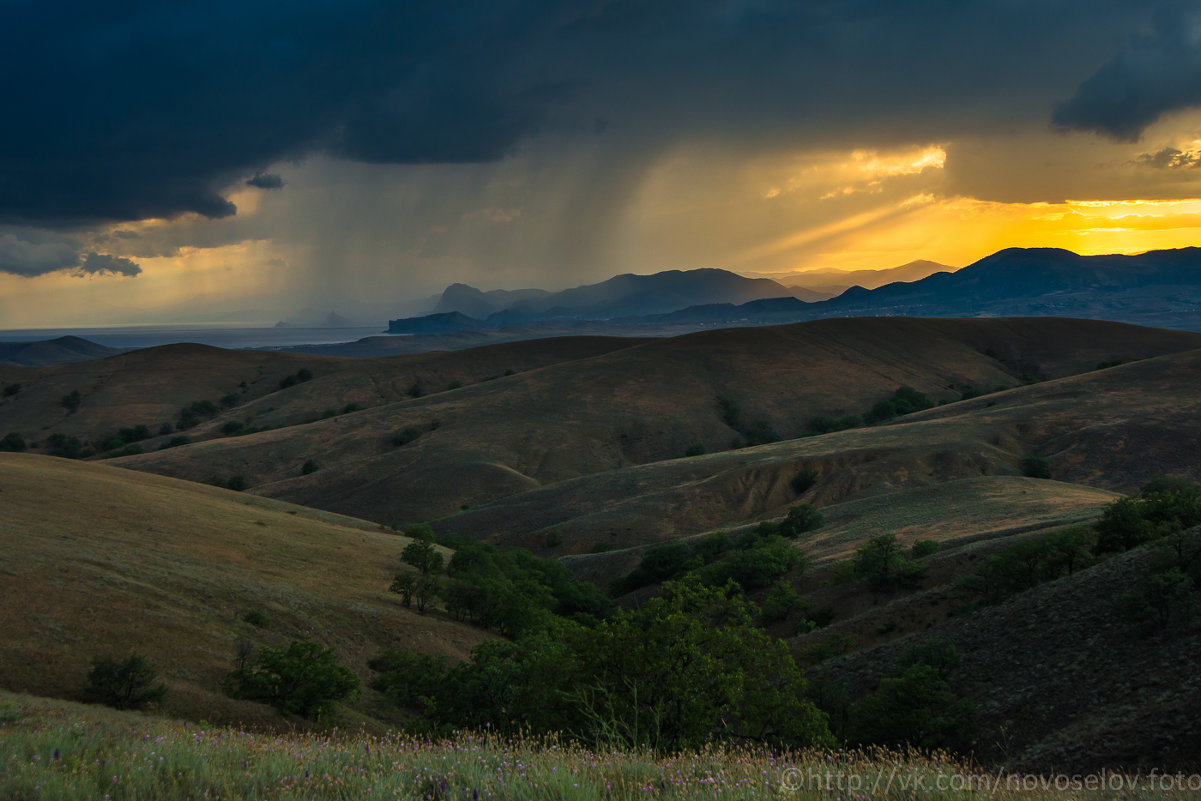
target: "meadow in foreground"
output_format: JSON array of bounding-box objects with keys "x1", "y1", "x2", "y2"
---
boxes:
[{"x1": 3, "y1": 692, "x2": 1198, "y2": 801}]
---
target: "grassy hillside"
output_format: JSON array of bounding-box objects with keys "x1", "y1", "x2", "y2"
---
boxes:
[
  {"x1": 0, "y1": 335, "x2": 645, "y2": 447},
  {"x1": 430, "y1": 347, "x2": 1201, "y2": 555},
  {"x1": 88, "y1": 317, "x2": 1201, "y2": 530},
  {"x1": 0, "y1": 453, "x2": 490, "y2": 728}
]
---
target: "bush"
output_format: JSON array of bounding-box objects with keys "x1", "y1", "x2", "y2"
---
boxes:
[
  {"x1": 301, "y1": 459, "x2": 320, "y2": 475},
  {"x1": 0, "y1": 432, "x2": 26, "y2": 452},
  {"x1": 243, "y1": 609, "x2": 271, "y2": 628},
  {"x1": 160, "y1": 435, "x2": 190, "y2": 449},
  {"x1": 684, "y1": 443, "x2": 706, "y2": 457},
  {"x1": 178, "y1": 400, "x2": 219, "y2": 429},
  {"x1": 852, "y1": 534, "x2": 925, "y2": 589},
  {"x1": 2, "y1": 382, "x2": 21, "y2": 397},
  {"x1": 778, "y1": 504, "x2": 823, "y2": 538},
  {"x1": 61, "y1": 389, "x2": 82, "y2": 413},
  {"x1": 848, "y1": 663, "x2": 976, "y2": 752},
  {"x1": 1020, "y1": 455, "x2": 1051, "y2": 479},
  {"x1": 864, "y1": 386, "x2": 933, "y2": 424},
  {"x1": 220, "y1": 420, "x2": 245, "y2": 436},
  {"x1": 83, "y1": 654, "x2": 166, "y2": 710},
  {"x1": 791, "y1": 467, "x2": 819, "y2": 495},
  {"x1": 808, "y1": 415, "x2": 860, "y2": 435},
  {"x1": 118, "y1": 425, "x2": 151, "y2": 443},
  {"x1": 911, "y1": 539, "x2": 940, "y2": 559},
  {"x1": 224, "y1": 640, "x2": 359, "y2": 719},
  {"x1": 279, "y1": 368, "x2": 314, "y2": 390},
  {"x1": 407, "y1": 383, "x2": 423, "y2": 398},
  {"x1": 47, "y1": 433, "x2": 89, "y2": 459},
  {"x1": 391, "y1": 427, "x2": 421, "y2": 447}
]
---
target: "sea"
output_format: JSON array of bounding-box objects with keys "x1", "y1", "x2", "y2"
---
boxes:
[{"x1": 0, "y1": 325, "x2": 388, "y2": 351}]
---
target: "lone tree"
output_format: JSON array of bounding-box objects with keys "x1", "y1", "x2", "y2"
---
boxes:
[
  {"x1": 224, "y1": 640, "x2": 358, "y2": 720},
  {"x1": 83, "y1": 654, "x2": 166, "y2": 710}
]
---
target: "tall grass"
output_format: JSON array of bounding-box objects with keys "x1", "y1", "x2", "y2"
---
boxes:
[{"x1": 1, "y1": 693, "x2": 1196, "y2": 800}]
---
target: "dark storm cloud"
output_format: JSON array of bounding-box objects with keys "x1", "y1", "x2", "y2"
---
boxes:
[
  {"x1": 246, "y1": 172, "x2": 285, "y2": 190},
  {"x1": 1053, "y1": 3, "x2": 1201, "y2": 141},
  {"x1": 0, "y1": 0, "x2": 1160, "y2": 227},
  {"x1": 0, "y1": 228, "x2": 142, "y2": 277},
  {"x1": 1138, "y1": 146, "x2": 1201, "y2": 168},
  {"x1": 76, "y1": 252, "x2": 142, "y2": 277}
]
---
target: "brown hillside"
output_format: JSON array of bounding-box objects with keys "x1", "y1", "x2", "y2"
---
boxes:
[
  {"x1": 0, "y1": 453, "x2": 491, "y2": 728},
  {"x1": 432, "y1": 346, "x2": 1201, "y2": 554},
  {"x1": 108, "y1": 318, "x2": 1201, "y2": 529},
  {"x1": 0, "y1": 335, "x2": 646, "y2": 447}
]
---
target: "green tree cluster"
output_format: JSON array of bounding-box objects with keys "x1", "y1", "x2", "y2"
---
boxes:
[
  {"x1": 864, "y1": 386, "x2": 934, "y2": 424},
  {"x1": 372, "y1": 578, "x2": 833, "y2": 752},
  {"x1": 847, "y1": 639, "x2": 977, "y2": 752},
  {"x1": 224, "y1": 640, "x2": 358, "y2": 720}
]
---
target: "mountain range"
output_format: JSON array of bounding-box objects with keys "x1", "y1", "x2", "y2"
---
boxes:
[{"x1": 388, "y1": 247, "x2": 1201, "y2": 336}]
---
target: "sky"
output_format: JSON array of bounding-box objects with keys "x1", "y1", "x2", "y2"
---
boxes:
[{"x1": 4, "y1": 0, "x2": 1201, "y2": 326}]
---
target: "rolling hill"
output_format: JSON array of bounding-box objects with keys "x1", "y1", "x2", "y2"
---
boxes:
[
  {"x1": 0, "y1": 452, "x2": 490, "y2": 728},
  {"x1": 86, "y1": 317, "x2": 1201, "y2": 537}
]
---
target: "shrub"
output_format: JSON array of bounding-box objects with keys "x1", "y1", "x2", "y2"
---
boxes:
[
  {"x1": 864, "y1": 386, "x2": 933, "y2": 424},
  {"x1": 160, "y1": 435, "x2": 190, "y2": 449},
  {"x1": 759, "y1": 581, "x2": 801, "y2": 623},
  {"x1": 853, "y1": 534, "x2": 925, "y2": 589},
  {"x1": 778, "y1": 504, "x2": 824, "y2": 538},
  {"x1": 224, "y1": 475, "x2": 247, "y2": 491},
  {"x1": 848, "y1": 663, "x2": 977, "y2": 752},
  {"x1": 243, "y1": 609, "x2": 271, "y2": 628},
  {"x1": 178, "y1": 400, "x2": 219, "y2": 429},
  {"x1": 791, "y1": 467, "x2": 819, "y2": 495},
  {"x1": 407, "y1": 383, "x2": 423, "y2": 398},
  {"x1": 61, "y1": 389, "x2": 82, "y2": 413},
  {"x1": 47, "y1": 433, "x2": 89, "y2": 459},
  {"x1": 224, "y1": 640, "x2": 359, "y2": 719},
  {"x1": 684, "y1": 443, "x2": 706, "y2": 457},
  {"x1": 391, "y1": 427, "x2": 421, "y2": 447},
  {"x1": 301, "y1": 459, "x2": 320, "y2": 475},
  {"x1": 544, "y1": 530, "x2": 563, "y2": 548},
  {"x1": 911, "y1": 539, "x2": 940, "y2": 559},
  {"x1": 82, "y1": 654, "x2": 166, "y2": 710},
  {"x1": 2, "y1": 382, "x2": 21, "y2": 397},
  {"x1": 119, "y1": 425, "x2": 151, "y2": 443},
  {"x1": 221, "y1": 420, "x2": 245, "y2": 436},
  {"x1": 158, "y1": 423, "x2": 174, "y2": 436},
  {"x1": 1020, "y1": 455, "x2": 1051, "y2": 478},
  {"x1": 808, "y1": 415, "x2": 860, "y2": 434},
  {"x1": 0, "y1": 432, "x2": 26, "y2": 452}
]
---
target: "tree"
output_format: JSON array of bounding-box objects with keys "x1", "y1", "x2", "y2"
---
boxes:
[
  {"x1": 778, "y1": 504, "x2": 823, "y2": 538},
  {"x1": 853, "y1": 534, "x2": 924, "y2": 589},
  {"x1": 389, "y1": 572, "x2": 417, "y2": 607},
  {"x1": 1020, "y1": 455, "x2": 1051, "y2": 478},
  {"x1": 848, "y1": 664, "x2": 977, "y2": 752},
  {"x1": 573, "y1": 577, "x2": 832, "y2": 750},
  {"x1": 61, "y1": 389, "x2": 82, "y2": 413},
  {"x1": 83, "y1": 654, "x2": 166, "y2": 710},
  {"x1": 402, "y1": 539, "x2": 444, "y2": 575},
  {"x1": 224, "y1": 640, "x2": 358, "y2": 719},
  {"x1": 0, "y1": 432, "x2": 26, "y2": 452}
]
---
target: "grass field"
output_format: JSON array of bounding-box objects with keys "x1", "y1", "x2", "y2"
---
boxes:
[
  {"x1": 3, "y1": 690, "x2": 1198, "y2": 800},
  {"x1": 0, "y1": 453, "x2": 489, "y2": 728}
]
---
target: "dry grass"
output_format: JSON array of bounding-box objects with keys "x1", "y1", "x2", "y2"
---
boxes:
[
  {"x1": 0, "y1": 453, "x2": 489, "y2": 727},
  {"x1": 4, "y1": 690, "x2": 1196, "y2": 800}
]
